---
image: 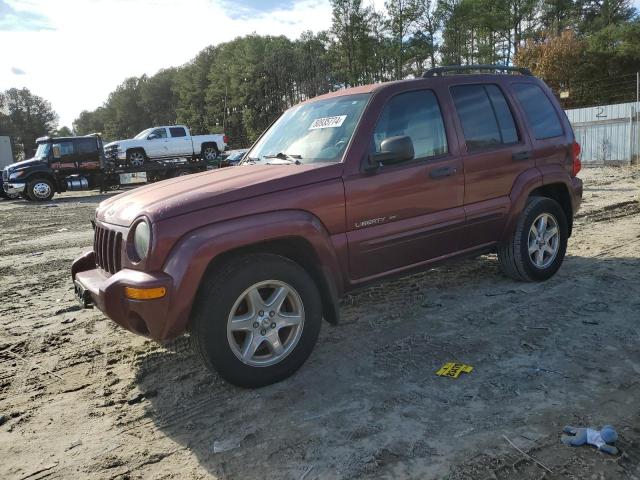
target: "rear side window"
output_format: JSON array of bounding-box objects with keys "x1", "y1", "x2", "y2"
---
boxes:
[
  {"x1": 513, "y1": 83, "x2": 563, "y2": 139},
  {"x1": 451, "y1": 84, "x2": 519, "y2": 151},
  {"x1": 75, "y1": 138, "x2": 97, "y2": 155},
  {"x1": 59, "y1": 141, "x2": 74, "y2": 156},
  {"x1": 373, "y1": 89, "x2": 448, "y2": 159},
  {"x1": 169, "y1": 127, "x2": 186, "y2": 137}
]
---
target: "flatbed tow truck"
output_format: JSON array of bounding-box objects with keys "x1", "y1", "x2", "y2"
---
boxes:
[{"x1": 2, "y1": 133, "x2": 211, "y2": 201}]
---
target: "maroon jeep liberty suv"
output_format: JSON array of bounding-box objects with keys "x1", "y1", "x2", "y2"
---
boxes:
[{"x1": 72, "y1": 65, "x2": 583, "y2": 387}]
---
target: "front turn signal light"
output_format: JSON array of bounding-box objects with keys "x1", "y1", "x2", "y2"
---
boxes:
[{"x1": 125, "y1": 286, "x2": 166, "y2": 300}]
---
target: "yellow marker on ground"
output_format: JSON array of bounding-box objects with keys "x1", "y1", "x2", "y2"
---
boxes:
[{"x1": 436, "y1": 362, "x2": 474, "y2": 378}]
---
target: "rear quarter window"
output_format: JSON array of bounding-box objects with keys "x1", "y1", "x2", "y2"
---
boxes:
[{"x1": 512, "y1": 83, "x2": 563, "y2": 140}]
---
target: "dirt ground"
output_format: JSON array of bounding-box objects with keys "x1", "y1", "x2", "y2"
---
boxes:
[{"x1": 1, "y1": 166, "x2": 639, "y2": 480}]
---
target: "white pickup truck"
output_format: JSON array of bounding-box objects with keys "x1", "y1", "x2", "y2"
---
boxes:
[{"x1": 104, "y1": 125, "x2": 227, "y2": 167}]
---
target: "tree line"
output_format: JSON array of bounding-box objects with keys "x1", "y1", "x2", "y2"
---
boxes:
[
  {"x1": 0, "y1": 88, "x2": 62, "y2": 159},
  {"x1": 2, "y1": 0, "x2": 639, "y2": 160}
]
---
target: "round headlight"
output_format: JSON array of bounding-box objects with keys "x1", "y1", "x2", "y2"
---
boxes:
[{"x1": 133, "y1": 221, "x2": 151, "y2": 260}]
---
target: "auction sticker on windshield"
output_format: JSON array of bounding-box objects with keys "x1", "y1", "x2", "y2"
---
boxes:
[{"x1": 309, "y1": 115, "x2": 347, "y2": 130}]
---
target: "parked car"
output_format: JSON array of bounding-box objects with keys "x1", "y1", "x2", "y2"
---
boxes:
[
  {"x1": 72, "y1": 65, "x2": 583, "y2": 388},
  {"x1": 103, "y1": 125, "x2": 227, "y2": 167},
  {"x1": 220, "y1": 148, "x2": 249, "y2": 167}
]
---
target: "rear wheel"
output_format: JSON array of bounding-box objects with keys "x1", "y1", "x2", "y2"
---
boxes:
[
  {"x1": 26, "y1": 178, "x2": 55, "y2": 201},
  {"x1": 497, "y1": 197, "x2": 568, "y2": 282},
  {"x1": 126, "y1": 150, "x2": 146, "y2": 167},
  {"x1": 202, "y1": 145, "x2": 219, "y2": 162},
  {"x1": 190, "y1": 253, "x2": 322, "y2": 387}
]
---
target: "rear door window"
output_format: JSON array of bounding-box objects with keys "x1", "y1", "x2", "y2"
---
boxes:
[
  {"x1": 373, "y1": 89, "x2": 448, "y2": 160},
  {"x1": 169, "y1": 127, "x2": 187, "y2": 137},
  {"x1": 58, "y1": 141, "x2": 74, "y2": 157},
  {"x1": 512, "y1": 83, "x2": 563, "y2": 139},
  {"x1": 451, "y1": 84, "x2": 519, "y2": 151}
]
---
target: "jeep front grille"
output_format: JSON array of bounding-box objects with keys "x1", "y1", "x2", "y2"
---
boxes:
[{"x1": 94, "y1": 225, "x2": 122, "y2": 274}]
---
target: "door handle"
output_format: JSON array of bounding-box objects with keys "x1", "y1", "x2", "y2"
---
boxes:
[
  {"x1": 429, "y1": 166, "x2": 457, "y2": 179},
  {"x1": 512, "y1": 150, "x2": 532, "y2": 161}
]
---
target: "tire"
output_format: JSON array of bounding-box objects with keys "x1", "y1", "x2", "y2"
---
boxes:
[
  {"x1": 202, "y1": 144, "x2": 219, "y2": 162},
  {"x1": 497, "y1": 197, "x2": 568, "y2": 282},
  {"x1": 126, "y1": 149, "x2": 146, "y2": 167},
  {"x1": 26, "y1": 178, "x2": 55, "y2": 201},
  {"x1": 173, "y1": 169, "x2": 191, "y2": 177},
  {"x1": 190, "y1": 253, "x2": 322, "y2": 388},
  {"x1": 1, "y1": 191, "x2": 20, "y2": 200}
]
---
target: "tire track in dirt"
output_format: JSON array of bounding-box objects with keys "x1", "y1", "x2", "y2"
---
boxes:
[{"x1": 575, "y1": 199, "x2": 640, "y2": 223}]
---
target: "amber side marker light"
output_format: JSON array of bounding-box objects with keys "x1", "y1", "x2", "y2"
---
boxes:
[{"x1": 125, "y1": 287, "x2": 166, "y2": 300}]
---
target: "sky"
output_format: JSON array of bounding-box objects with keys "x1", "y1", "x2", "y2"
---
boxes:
[
  {"x1": 0, "y1": 0, "x2": 638, "y2": 128},
  {"x1": 0, "y1": 0, "x2": 384, "y2": 127}
]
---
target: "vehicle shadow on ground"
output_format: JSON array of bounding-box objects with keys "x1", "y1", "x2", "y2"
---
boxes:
[
  {"x1": 1, "y1": 193, "x2": 117, "y2": 205},
  {"x1": 132, "y1": 252, "x2": 640, "y2": 478}
]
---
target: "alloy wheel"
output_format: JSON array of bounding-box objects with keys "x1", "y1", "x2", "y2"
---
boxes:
[
  {"x1": 129, "y1": 152, "x2": 145, "y2": 167},
  {"x1": 204, "y1": 147, "x2": 217, "y2": 161},
  {"x1": 226, "y1": 280, "x2": 305, "y2": 367},
  {"x1": 528, "y1": 213, "x2": 560, "y2": 269}
]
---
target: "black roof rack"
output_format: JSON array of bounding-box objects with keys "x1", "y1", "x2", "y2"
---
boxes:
[{"x1": 422, "y1": 64, "x2": 532, "y2": 78}]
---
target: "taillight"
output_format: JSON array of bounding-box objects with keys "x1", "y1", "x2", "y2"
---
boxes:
[
  {"x1": 223, "y1": 135, "x2": 229, "y2": 144},
  {"x1": 572, "y1": 141, "x2": 581, "y2": 176}
]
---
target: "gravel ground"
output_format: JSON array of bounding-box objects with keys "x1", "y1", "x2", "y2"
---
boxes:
[{"x1": 1, "y1": 166, "x2": 639, "y2": 480}]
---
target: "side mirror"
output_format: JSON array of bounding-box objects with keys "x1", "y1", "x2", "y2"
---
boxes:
[
  {"x1": 148, "y1": 133, "x2": 159, "y2": 140},
  {"x1": 52, "y1": 144, "x2": 61, "y2": 159},
  {"x1": 368, "y1": 135, "x2": 414, "y2": 169}
]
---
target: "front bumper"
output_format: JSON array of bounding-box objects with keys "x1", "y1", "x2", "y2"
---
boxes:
[
  {"x1": 72, "y1": 251, "x2": 176, "y2": 341},
  {"x1": 104, "y1": 150, "x2": 126, "y2": 161},
  {"x1": 3, "y1": 182, "x2": 26, "y2": 195}
]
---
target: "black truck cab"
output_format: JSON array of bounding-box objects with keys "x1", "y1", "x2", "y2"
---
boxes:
[{"x1": 2, "y1": 134, "x2": 106, "y2": 201}]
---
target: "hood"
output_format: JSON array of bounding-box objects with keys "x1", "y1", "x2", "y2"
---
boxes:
[
  {"x1": 96, "y1": 163, "x2": 343, "y2": 226},
  {"x1": 5, "y1": 157, "x2": 43, "y2": 171},
  {"x1": 104, "y1": 139, "x2": 136, "y2": 149}
]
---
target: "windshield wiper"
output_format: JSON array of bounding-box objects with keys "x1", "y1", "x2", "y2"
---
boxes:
[
  {"x1": 241, "y1": 157, "x2": 260, "y2": 164},
  {"x1": 263, "y1": 152, "x2": 302, "y2": 164}
]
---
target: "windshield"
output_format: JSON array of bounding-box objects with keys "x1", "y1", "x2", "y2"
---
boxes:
[
  {"x1": 247, "y1": 93, "x2": 370, "y2": 164},
  {"x1": 134, "y1": 128, "x2": 153, "y2": 139},
  {"x1": 34, "y1": 143, "x2": 51, "y2": 160}
]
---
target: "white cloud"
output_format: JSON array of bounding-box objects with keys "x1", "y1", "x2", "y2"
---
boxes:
[{"x1": 0, "y1": 0, "x2": 333, "y2": 127}]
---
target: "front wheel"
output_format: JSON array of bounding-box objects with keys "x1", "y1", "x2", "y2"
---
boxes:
[
  {"x1": 126, "y1": 150, "x2": 146, "y2": 167},
  {"x1": 497, "y1": 197, "x2": 568, "y2": 282},
  {"x1": 26, "y1": 178, "x2": 55, "y2": 201},
  {"x1": 190, "y1": 253, "x2": 322, "y2": 387},
  {"x1": 2, "y1": 191, "x2": 20, "y2": 200}
]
